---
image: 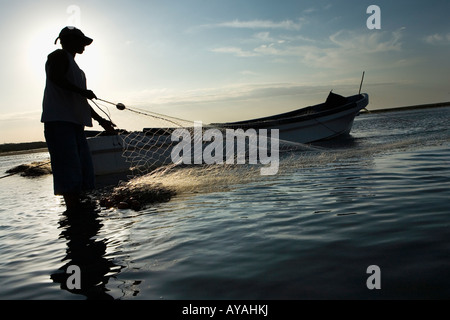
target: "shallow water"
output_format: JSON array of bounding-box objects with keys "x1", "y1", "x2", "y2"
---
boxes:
[{"x1": 0, "y1": 106, "x2": 449, "y2": 300}]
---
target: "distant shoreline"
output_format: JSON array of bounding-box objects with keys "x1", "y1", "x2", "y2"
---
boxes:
[
  {"x1": 2, "y1": 101, "x2": 449, "y2": 154},
  {"x1": 361, "y1": 101, "x2": 450, "y2": 114},
  {"x1": 0, "y1": 143, "x2": 48, "y2": 156}
]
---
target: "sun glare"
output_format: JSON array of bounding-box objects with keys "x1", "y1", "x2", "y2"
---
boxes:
[
  {"x1": 74, "y1": 42, "x2": 102, "y2": 88},
  {"x1": 26, "y1": 25, "x2": 104, "y2": 90},
  {"x1": 26, "y1": 27, "x2": 58, "y2": 83}
]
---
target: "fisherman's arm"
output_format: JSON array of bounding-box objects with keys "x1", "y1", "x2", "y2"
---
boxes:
[{"x1": 90, "y1": 107, "x2": 116, "y2": 133}]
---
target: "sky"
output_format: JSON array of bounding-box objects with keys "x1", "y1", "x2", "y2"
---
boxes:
[{"x1": 0, "y1": 0, "x2": 449, "y2": 143}]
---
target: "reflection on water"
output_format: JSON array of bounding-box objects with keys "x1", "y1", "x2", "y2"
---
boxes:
[
  {"x1": 50, "y1": 210, "x2": 124, "y2": 300},
  {"x1": 0, "y1": 107, "x2": 449, "y2": 299}
]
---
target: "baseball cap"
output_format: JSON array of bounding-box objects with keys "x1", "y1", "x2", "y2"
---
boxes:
[{"x1": 54, "y1": 26, "x2": 93, "y2": 45}]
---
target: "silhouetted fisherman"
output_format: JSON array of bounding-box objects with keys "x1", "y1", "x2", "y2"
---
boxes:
[{"x1": 41, "y1": 27, "x2": 115, "y2": 212}]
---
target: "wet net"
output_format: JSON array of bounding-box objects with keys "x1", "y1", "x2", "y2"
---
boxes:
[
  {"x1": 120, "y1": 106, "x2": 321, "y2": 175},
  {"x1": 89, "y1": 100, "x2": 330, "y2": 209}
]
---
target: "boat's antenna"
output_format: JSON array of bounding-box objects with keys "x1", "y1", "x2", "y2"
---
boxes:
[{"x1": 359, "y1": 71, "x2": 365, "y2": 95}]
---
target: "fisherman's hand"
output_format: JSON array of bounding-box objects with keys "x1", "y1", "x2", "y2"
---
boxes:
[
  {"x1": 98, "y1": 118, "x2": 117, "y2": 134},
  {"x1": 83, "y1": 89, "x2": 97, "y2": 100}
]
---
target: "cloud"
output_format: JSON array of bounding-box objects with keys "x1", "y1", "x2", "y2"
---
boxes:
[
  {"x1": 211, "y1": 46, "x2": 258, "y2": 57},
  {"x1": 301, "y1": 29, "x2": 405, "y2": 69},
  {"x1": 211, "y1": 28, "x2": 406, "y2": 69},
  {"x1": 195, "y1": 18, "x2": 304, "y2": 32},
  {"x1": 125, "y1": 80, "x2": 399, "y2": 124},
  {"x1": 240, "y1": 70, "x2": 260, "y2": 76},
  {"x1": 0, "y1": 110, "x2": 40, "y2": 122},
  {"x1": 133, "y1": 82, "x2": 360, "y2": 109},
  {"x1": 254, "y1": 31, "x2": 275, "y2": 42},
  {"x1": 302, "y1": 7, "x2": 316, "y2": 15},
  {"x1": 329, "y1": 28, "x2": 404, "y2": 53},
  {"x1": 424, "y1": 33, "x2": 450, "y2": 45}
]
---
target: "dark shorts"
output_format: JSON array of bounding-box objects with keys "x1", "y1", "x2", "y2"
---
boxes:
[{"x1": 44, "y1": 121, "x2": 95, "y2": 195}]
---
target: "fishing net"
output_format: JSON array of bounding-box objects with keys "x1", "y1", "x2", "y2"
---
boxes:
[
  {"x1": 112, "y1": 90, "x2": 356, "y2": 181},
  {"x1": 90, "y1": 100, "x2": 325, "y2": 209},
  {"x1": 119, "y1": 106, "x2": 321, "y2": 176}
]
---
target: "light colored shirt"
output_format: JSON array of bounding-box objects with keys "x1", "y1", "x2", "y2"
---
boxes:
[{"x1": 41, "y1": 49, "x2": 92, "y2": 126}]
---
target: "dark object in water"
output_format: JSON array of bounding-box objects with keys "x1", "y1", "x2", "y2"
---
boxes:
[
  {"x1": 97, "y1": 182, "x2": 176, "y2": 211},
  {"x1": 5, "y1": 161, "x2": 52, "y2": 177}
]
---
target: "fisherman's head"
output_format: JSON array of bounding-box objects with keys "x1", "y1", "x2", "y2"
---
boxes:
[{"x1": 54, "y1": 26, "x2": 93, "y2": 54}]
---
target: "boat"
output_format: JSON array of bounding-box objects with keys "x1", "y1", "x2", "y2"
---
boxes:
[
  {"x1": 86, "y1": 92, "x2": 369, "y2": 176},
  {"x1": 216, "y1": 92, "x2": 368, "y2": 143}
]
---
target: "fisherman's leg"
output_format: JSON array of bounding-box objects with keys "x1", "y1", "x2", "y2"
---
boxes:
[
  {"x1": 63, "y1": 193, "x2": 82, "y2": 210},
  {"x1": 72, "y1": 126, "x2": 98, "y2": 210},
  {"x1": 44, "y1": 122, "x2": 84, "y2": 209},
  {"x1": 76, "y1": 126, "x2": 95, "y2": 192}
]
